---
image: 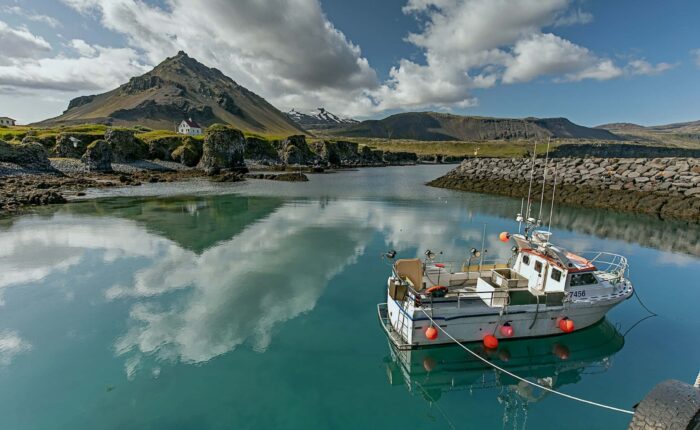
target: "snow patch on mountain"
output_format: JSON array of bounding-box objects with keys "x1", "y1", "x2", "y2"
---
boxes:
[{"x1": 286, "y1": 107, "x2": 358, "y2": 129}]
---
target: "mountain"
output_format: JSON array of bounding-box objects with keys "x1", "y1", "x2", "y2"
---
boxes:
[
  {"x1": 596, "y1": 120, "x2": 700, "y2": 148},
  {"x1": 329, "y1": 112, "x2": 623, "y2": 141},
  {"x1": 286, "y1": 107, "x2": 358, "y2": 130},
  {"x1": 37, "y1": 51, "x2": 305, "y2": 135}
]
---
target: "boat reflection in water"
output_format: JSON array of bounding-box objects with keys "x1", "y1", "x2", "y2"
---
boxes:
[{"x1": 383, "y1": 319, "x2": 624, "y2": 426}]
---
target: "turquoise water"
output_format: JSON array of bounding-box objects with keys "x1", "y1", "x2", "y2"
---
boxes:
[{"x1": 0, "y1": 165, "x2": 698, "y2": 429}]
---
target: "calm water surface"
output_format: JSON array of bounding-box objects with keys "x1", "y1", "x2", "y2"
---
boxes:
[{"x1": 0, "y1": 165, "x2": 698, "y2": 429}]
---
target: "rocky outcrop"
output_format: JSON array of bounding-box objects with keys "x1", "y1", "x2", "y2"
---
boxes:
[
  {"x1": 429, "y1": 157, "x2": 700, "y2": 222},
  {"x1": 198, "y1": 125, "x2": 246, "y2": 174},
  {"x1": 55, "y1": 133, "x2": 101, "y2": 158},
  {"x1": 276, "y1": 135, "x2": 317, "y2": 165},
  {"x1": 81, "y1": 140, "x2": 113, "y2": 172},
  {"x1": 171, "y1": 137, "x2": 202, "y2": 167},
  {"x1": 383, "y1": 151, "x2": 418, "y2": 165},
  {"x1": 244, "y1": 137, "x2": 281, "y2": 164},
  {"x1": 0, "y1": 140, "x2": 52, "y2": 170},
  {"x1": 244, "y1": 172, "x2": 309, "y2": 181},
  {"x1": 104, "y1": 128, "x2": 148, "y2": 162},
  {"x1": 146, "y1": 136, "x2": 184, "y2": 160}
]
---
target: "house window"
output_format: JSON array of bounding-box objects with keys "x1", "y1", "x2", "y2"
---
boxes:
[
  {"x1": 551, "y1": 268, "x2": 562, "y2": 282},
  {"x1": 569, "y1": 273, "x2": 598, "y2": 286},
  {"x1": 534, "y1": 260, "x2": 543, "y2": 273},
  {"x1": 522, "y1": 255, "x2": 530, "y2": 265}
]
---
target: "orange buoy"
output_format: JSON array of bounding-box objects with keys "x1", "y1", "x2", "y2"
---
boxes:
[
  {"x1": 559, "y1": 317, "x2": 575, "y2": 333},
  {"x1": 423, "y1": 356, "x2": 437, "y2": 372},
  {"x1": 425, "y1": 326, "x2": 438, "y2": 340},
  {"x1": 483, "y1": 334, "x2": 499, "y2": 349},
  {"x1": 499, "y1": 231, "x2": 511, "y2": 242},
  {"x1": 552, "y1": 343, "x2": 570, "y2": 360},
  {"x1": 499, "y1": 322, "x2": 514, "y2": 337}
]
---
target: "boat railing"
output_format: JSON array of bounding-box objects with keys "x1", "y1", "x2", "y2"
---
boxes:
[
  {"x1": 425, "y1": 259, "x2": 510, "y2": 275},
  {"x1": 577, "y1": 251, "x2": 629, "y2": 281}
]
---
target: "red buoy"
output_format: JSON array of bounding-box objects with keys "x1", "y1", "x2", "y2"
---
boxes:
[
  {"x1": 425, "y1": 326, "x2": 438, "y2": 340},
  {"x1": 483, "y1": 334, "x2": 499, "y2": 349},
  {"x1": 499, "y1": 231, "x2": 511, "y2": 242},
  {"x1": 499, "y1": 322, "x2": 514, "y2": 337},
  {"x1": 435, "y1": 263, "x2": 445, "y2": 268},
  {"x1": 559, "y1": 317, "x2": 575, "y2": 333}
]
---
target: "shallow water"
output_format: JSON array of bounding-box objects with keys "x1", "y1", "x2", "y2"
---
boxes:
[{"x1": 0, "y1": 165, "x2": 698, "y2": 429}]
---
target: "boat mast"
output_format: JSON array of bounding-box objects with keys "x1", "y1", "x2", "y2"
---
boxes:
[
  {"x1": 547, "y1": 162, "x2": 558, "y2": 232},
  {"x1": 537, "y1": 137, "x2": 551, "y2": 223},
  {"x1": 523, "y1": 140, "x2": 538, "y2": 238}
]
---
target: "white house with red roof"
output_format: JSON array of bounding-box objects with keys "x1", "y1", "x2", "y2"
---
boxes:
[
  {"x1": 177, "y1": 118, "x2": 202, "y2": 136},
  {"x1": 0, "y1": 117, "x2": 16, "y2": 127}
]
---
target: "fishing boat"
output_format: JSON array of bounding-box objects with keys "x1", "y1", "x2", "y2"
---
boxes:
[
  {"x1": 378, "y1": 225, "x2": 633, "y2": 349},
  {"x1": 378, "y1": 144, "x2": 634, "y2": 349}
]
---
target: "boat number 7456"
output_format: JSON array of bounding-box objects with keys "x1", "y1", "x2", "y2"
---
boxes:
[{"x1": 567, "y1": 290, "x2": 586, "y2": 299}]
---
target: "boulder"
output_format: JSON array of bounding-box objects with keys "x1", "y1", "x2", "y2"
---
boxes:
[
  {"x1": 276, "y1": 135, "x2": 316, "y2": 165},
  {"x1": 244, "y1": 137, "x2": 281, "y2": 164},
  {"x1": 0, "y1": 139, "x2": 52, "y2": 170},
  {"x1": 147, "y1": 136, "x2": 185, "y2": 160},
  {"x1": 55, "y1": 133, "x2": 100, "y2": 158},
  {"x1": 105, "y1": 128, "x2": 147, "y2": 162},
  {"x1": 198, "y1": 124, "x2": 246, "y2": 174},
  {"x1": 81, "y1": 139, "x2": 113, "y2": 172},
  {"x1": 383, "y1": 151, "x2": 418, "y2": 165},
  {"x1": 171, "y1": 137, "x2": 203, "y2": 167}
]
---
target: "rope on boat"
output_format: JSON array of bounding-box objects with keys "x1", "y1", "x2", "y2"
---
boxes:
[{"x1": 418, "y1": 308, "x2": 635, "y2": 415}]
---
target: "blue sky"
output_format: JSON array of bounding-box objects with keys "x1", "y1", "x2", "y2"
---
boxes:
[{"x1": 0, "y1": 0, "x2": 698, "y2": 126}]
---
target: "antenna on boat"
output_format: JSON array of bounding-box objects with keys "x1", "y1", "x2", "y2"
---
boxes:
[
  {"x1": 523, "y1": 140, "x2": 538, "y2": 238},
  {"x1": 537, "y1": 137, "x2": 551, "y2": 223},
  {"x1": 517, "y1": 198, "x2": 524, "y2": 233},
  {"x1": 547, "y1": 162, "x2": 558, "y2": 232}
]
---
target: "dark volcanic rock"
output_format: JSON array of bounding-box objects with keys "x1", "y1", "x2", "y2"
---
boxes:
[
  {"x1": 0, "y1": 140, "x2": 52, "y2": 170},
  {"x1": 171, "y1": 137, "x2": 203, "y2": 167},
  {"x1": 198, "y1": 125, "x2": 246, "y2": 174},
  {"x1": 277, "y1": 135, "x2": 316, "y2": 165},
  {"x1": 64, "y1": 95, "x2": 96, "y2": 112},
  {"x1": 55, "y1": 133, "x2": 100, "y2": 158},
  {"x1": 104, "y1": 128, "x2": 148, "y2": 162},
  {"x1": 147, "y1": 136, "x2": 184, "y2": 161},
  {"x1": 383, "y1": 151, "x2": 418, "y2": 165},
  {"x1": 81, "y1": 139, "x2": 113, "y2": 172},
  {"x1": 244, "y1": 137, "x2": 281, "y2": 164}
]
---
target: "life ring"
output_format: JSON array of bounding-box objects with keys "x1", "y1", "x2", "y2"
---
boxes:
[{"x1": 426, "y1": 285, "x2": 449, "y2": 298}]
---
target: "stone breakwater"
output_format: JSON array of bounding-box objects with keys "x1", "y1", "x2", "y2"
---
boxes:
[{"x1": 428, "y1": 157, "x2": 700, "y2": 222}]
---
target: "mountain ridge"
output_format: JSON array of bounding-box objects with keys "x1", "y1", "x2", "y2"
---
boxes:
[
  {"x1": 329, "y1": 111, "x2": 623, "y2": 141},
  {"x1": 286, "y1": 107, "x2": 358, "y2": 130},
  {"x1": 36, "y1": 51, "x2": 306, "y2": 136}
]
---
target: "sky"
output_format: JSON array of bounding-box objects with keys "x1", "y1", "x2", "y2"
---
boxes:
[{"x1": 0, "y1": 0, "x2": 698, "y2": 126}]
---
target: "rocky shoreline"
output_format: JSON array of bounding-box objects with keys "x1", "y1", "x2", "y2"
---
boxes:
[
  {"x1": 0, "y1": 125, "x2": 453, "y2": 215},
  {"x1": 428, "y1": 157, "x2": 700, "y2": 222}
]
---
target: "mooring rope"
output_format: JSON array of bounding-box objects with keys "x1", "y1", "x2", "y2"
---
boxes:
[{"x1": 418, "y1": 308, "x2": 635, "y2": 415}]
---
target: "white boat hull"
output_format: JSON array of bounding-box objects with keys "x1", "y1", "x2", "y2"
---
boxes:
[{"x1": 384, "y1": 282, "x2": 632, "y2": 348}]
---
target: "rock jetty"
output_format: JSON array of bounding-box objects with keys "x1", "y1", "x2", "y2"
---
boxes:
[{"x1": 429, "y1": 157, "x2": 700, "y2": 222}]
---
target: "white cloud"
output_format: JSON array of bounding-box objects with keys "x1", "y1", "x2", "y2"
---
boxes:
[
  {"x1": 552, "y1": 8, "x2": 593, "y2": 27},
  {"x1": 1, "y1": 5, "x2": 61, "y2": 28},
  {"x1": 689, "y1": 49, "x2": 700, "y2": 69},
  {"x1": 625, "y1": 59, "x2": 675, "y2": 76},
  {"x1": 503, "y1": 33, "x2": 621, "y2": 83},
  {"x1": 0, "y1": 20, "x2": 51, "y2": 65},
  {"x1": 67, "y1": 39, "x2": 97, "y2": 57}
]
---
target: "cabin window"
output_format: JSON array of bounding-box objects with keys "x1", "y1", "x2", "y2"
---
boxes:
[
  {"x1": 522, "y1": 255, "x2": 530, "y2": 265},
  {"x1": 534, "y1": 261, "x2": 543, "y2": 273},
  {"x1": 569, "y1": 273, "x2": 598, "y2": 286},
  {"x1": 551, "y1": 268, "x2": 562, "y2": 282}
]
